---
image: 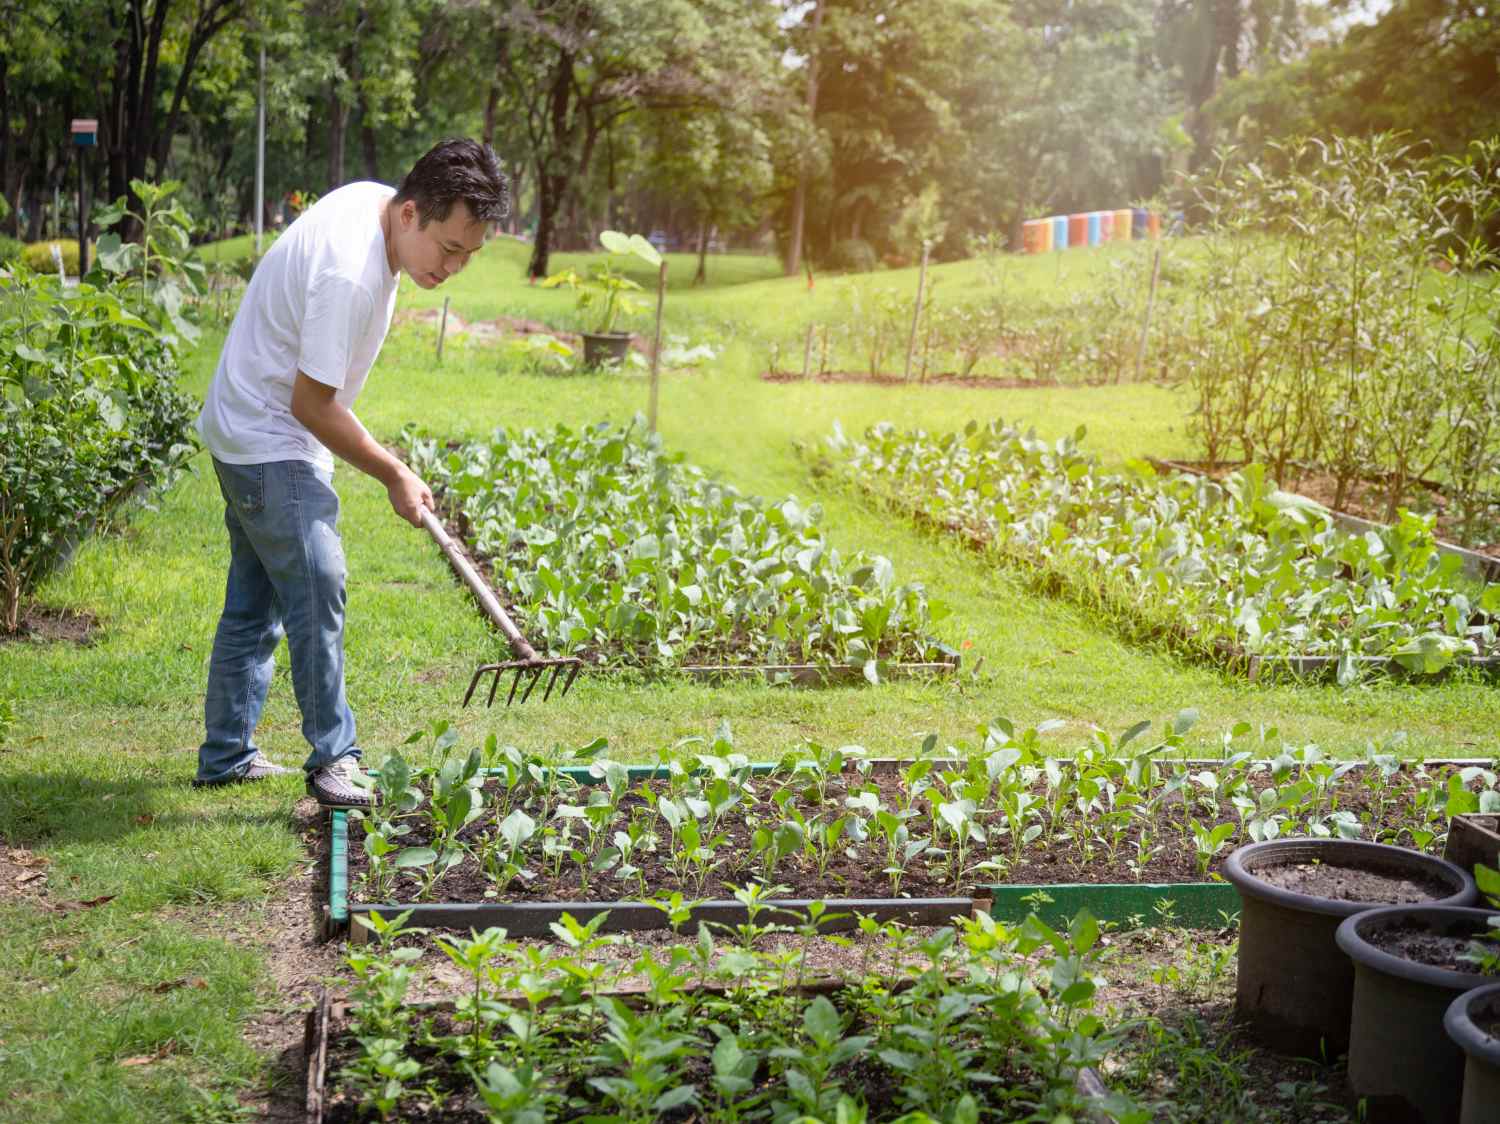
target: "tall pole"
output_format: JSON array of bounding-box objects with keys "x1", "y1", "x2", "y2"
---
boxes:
[
  {"x1": 647, "y1": 260, "x2": 668, "y2": 433},
  {"x1": 255, "y1": 41, "x2": 266, "y2": 257},
  {"x1": 77, "y1": 149, "x2": 88, "y2": 277}
]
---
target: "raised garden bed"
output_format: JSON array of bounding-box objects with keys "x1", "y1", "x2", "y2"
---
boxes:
[
  {"x1": 402, "y1": 422, "x2": 956, "y2": 684},
  {"x1": 304, "y1": 906, "x2": 1127, "y2": 1123},
  {"x1": 816, "y1": 419, "x2": 1500, "y2": 683},
  {"x1": 317, "y1": 722, "x2": 1500, "y2": 942}
]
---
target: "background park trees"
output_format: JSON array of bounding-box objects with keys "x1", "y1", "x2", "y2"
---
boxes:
[{"x1": 1, "y1": 0, "x2": 1496, "y2": 269}]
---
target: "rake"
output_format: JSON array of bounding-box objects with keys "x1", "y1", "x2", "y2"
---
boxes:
[{"x1": 419, "y1": 508, "x2": 583, "y2": 706}]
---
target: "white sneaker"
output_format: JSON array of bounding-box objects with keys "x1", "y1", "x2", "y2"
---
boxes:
[{"x1": 306, "y1": 755, "x2": 375, "y2": 808}]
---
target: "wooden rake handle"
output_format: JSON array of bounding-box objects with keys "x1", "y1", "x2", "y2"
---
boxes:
[{"x1": 418, "y1": 507, "x2": 539, "y2": 661}]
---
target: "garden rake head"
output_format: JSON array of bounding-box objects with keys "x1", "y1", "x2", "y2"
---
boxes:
[
  {"x1": 462, "y1": 651, "x2": 584, "y2": 708},
  {"x1": 419, "y1": 508, "x2": 585, "y2": 708}
]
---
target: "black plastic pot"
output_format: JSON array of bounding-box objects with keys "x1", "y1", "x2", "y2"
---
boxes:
[
  {"x1": 1336, "y1": 904, "x2": 1498, "y2": 1123},
  {"x1": 1445, "y1": 980, "x2": 1500, "y2": 1124},
  {"x1": 581, "y1": 331, "x2": 631, "y2": 369},
  {"x1": 1225, "y1": 838, "x2": 1475, "y2": 1058}
]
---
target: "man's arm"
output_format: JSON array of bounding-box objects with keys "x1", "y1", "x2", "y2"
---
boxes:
[{"x1": 290, "y1": 371, "x2": 433, "y2": 525}]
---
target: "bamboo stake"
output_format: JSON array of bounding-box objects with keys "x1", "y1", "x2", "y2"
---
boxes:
[
  {"x1": 436, "y1": 297, "x2": 450, "y2": 363},
  {"x1": 1133, "y1": 246, "x2": 1162, "y2": 383},
  {"x1": 903, "y1": 240, "x2": 931, "y2": 382},
  {"x1": 802, "y1": 324, "x2": 814, "y2": 380},
  {"x1": 647, "y1": 260, "x2": 667, "y2": 433}
]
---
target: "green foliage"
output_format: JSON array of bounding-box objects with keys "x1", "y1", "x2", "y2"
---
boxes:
[
  {"x1": 0, "y1": 264, "x2": 197, "y2": 632},
  {"x1": 332, "y1": 901, "x2": 1130, "y2": 1119},
  {"x1": 540, "y1": 230, "x2": 661, "y2": 336},
  {"x1": 0, "y1": 236, "x2": 25, "y2": 268},
  {"x1": 830, "y1": 238, "x2": 878, "y2": 274},
  {"x1": 406, "y1": 418, "x2": 950, "y2": 672},
  {"x1": 93, "y1": 179, "x2": 206, "y2": 343},
  {"x1": 819, "y1": 417, "x2": 1499, "y2": 680},
  {"x1": 1177, "y1": 135, "x2": 1500, "y2": 536}
]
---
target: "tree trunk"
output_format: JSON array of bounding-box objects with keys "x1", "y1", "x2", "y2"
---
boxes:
[
  {"x1": 694, "y1": 216, "x2": 709, "y2": 285},
  {"x1": 528, "y1": 169, "x2": 564, "y2": 279},
  {"x1": 355, "y1": 82, "x2": 379, "y2": 180},
  {"x1": 785, "y1": 0, "x2": 823, "y2": 276},
  {"x1": 327, "y1": 81, "x2": 347, "y2": 190}
]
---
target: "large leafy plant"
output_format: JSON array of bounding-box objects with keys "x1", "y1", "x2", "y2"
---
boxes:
[
  {"x1": 818, "y1": 417, "x2": 1499, "y2": 681},
  {"x1": 406, "y1": 418, "x2": 950, "y2": 675},
  {"x1": 0, "y1": 264, "x2": 196, "y2": 633}
]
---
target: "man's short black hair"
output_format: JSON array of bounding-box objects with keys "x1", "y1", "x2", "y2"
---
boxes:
[{"x1": 394, "y1": 139, "x2": 510, "y2": 226}]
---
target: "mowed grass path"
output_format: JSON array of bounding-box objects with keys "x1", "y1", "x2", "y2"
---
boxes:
[{"x1": 0, "y1": 239, "x2": 1495, "y2": 1120}]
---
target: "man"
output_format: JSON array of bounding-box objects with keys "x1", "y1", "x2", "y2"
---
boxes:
[{"x1": 193, "y1": 138, "x2": 509, "y2": 807}]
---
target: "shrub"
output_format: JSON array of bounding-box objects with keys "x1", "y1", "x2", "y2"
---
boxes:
[
  {"x1": 0, "y1": 270, "x2": 197, "y2": 633},
  {"x1": 0, "y1": 236, "x2": 23, "y2": 268},
  {"x1": 830, "y1": 237, "x2": 878, "y2": 274},
  {"x1": 21, "y1": 239, "x2": 81, "y2": 276}
]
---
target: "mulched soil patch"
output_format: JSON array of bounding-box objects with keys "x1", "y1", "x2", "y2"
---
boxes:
[
  {"x1": 1169, "y1": 459, "x2": 1500, "y2": 560},
  {"x1": 345, "y1": 766, "x2": 1460, "y2": 908},
  {"x1": 1365, "y1": 921, "x2": 1497, "y2": 973},
  {"x1": 0, "y1": 607, "x2": 98, "y2": 645},
  {"x1": 1252, "y1": 861, "x2": 1454, "y2": 904}
]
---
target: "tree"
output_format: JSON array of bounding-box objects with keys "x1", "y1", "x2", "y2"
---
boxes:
[
  {"x1": 489, "y1": 0, "x2": 777, "y2": 279},
  {"x1": 1208, "y1": 0, "x2": 1500, "y2": 162},
  {"x1": 954, "y1": 0, "x2": 1177, "y2": 247}
]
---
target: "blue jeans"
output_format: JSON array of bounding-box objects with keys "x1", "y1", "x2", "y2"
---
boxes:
[{"x1": 197, "y1": 458, "x2": 359, "y2": 783}]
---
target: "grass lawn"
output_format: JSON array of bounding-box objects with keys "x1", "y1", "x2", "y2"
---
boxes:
[{"x1": 1, "y1": 239, "x2": 1496, "y2": 1119}]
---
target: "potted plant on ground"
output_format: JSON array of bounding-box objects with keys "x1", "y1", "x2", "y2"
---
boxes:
[
  {"x1": 1224, "y1": 837, "x2": 1475, "y2": 1058},
  {"x1": 541, "y1": 230, "x2": 662, "y2": 369},
  {"x1": 1336, "y1": 902, "x2": 1500, "y2": 1123}
]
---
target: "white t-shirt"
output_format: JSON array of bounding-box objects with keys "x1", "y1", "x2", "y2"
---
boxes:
[{"x1": 198, "y1": 181, "x2": 400, "y2": 471}]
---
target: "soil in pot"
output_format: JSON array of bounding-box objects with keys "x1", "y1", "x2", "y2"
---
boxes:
[
  {"x1": 1365, "y1": 920, "x2": 1498, "y2": 973},
  {"x1": 1254, "y1": 861, "x2": 1455, "y2": 904}
]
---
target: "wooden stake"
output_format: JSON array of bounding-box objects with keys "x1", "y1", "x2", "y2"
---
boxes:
[
  {"x1": 903, "y1": 241, "x2": 931, "y2": 382},
  {"x1": 647, "y1": 260, "x2": 667, "y2": 433},
  {"x1": 802, "y1": 324, "x2": 815, "y2": 380},
  {"x1": 1133, "y1": 246, "x2": 1162, "y2": 383},
  {"x1": 436, "y1": 297, "x2": 450, "y2": 363}
]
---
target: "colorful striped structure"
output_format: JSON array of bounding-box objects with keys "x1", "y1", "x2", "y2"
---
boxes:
[{"x1": 1021, "y1": 208, "x2": 1165, "y2": 253}]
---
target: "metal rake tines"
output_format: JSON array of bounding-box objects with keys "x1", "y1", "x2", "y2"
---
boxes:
[{"x1": 463, "y1": 657, "x2": 584, "y2": 707}]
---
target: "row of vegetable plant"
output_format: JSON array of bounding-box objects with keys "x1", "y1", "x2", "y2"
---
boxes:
[
  {"x1": 328, "y1": 903, "x2": 1144, "y2": 1122},
  {"x1": 345, "y1": 715, "x2": 1500, "y2": 907},
  {"x1": 813, "y1": 417, "x2": 1500, "y2": 682},
  {"x1": 403, "y1": 419, "x2": 953, "y2": 674},
  {"x1": 0, "y1": 179, "x2": 202, "y2": 633}
]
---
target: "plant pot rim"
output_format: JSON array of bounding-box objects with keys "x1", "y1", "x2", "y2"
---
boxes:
[
  {"x1": 581, "y1": 330, "x2": 632, "y2": 341},
  {"x1": 1445, "y1": 979, "x2": 1500, "y2": 1065},
  {"x1": 1225, "y1": 837, "x2": 1475, "y2": 919},
  {"x1": 1336, "y1": 904, "x2": 1500, "y2": 991}
]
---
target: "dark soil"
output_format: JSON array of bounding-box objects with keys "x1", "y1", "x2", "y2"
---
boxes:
[
  {"x1": 1252, "y1": 861, "x2": 1454, "y2": 904},
  {"x1": 1167, "y1": 459, "x2": 1500, "y2": 559},
  {"x1": 0, "y1": 607, "x2": 97, "y2": 645},
  {"x1": 346, "y1": 765, "x2": 1457, "y2": 908},
  {"x1": 1364, "y1": 920, "x2": 1498, "y2": 973}
]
